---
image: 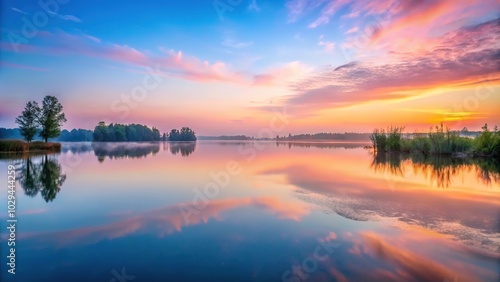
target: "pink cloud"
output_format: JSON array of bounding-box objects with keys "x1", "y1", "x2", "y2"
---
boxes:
[
  {"x1": 1, "y1": 30, "x2": 246, "y2": 84},
  {"x1": 345, "y1": 0, "x2": 499, "y2": 53},
  {"x1": 319, "y1": 39, "x2": 335, "y2": 51},
  {"x1": 308, "y1": 0, "x2": 351, "y2": 28},
  {"x1": 320, "y1": 231, "x2": 338, "y2": 242},
  {"x1": 286, "y1": 0, "x2": 329, "y2": 23},
  {"x1": 345, "y1": 26, "x2": 359, "y2": 34},
  {"x1": 285, "y1": 18, "x2": 500, "y2": 112},
  {"x1": 0, "y1": 61, "x2": 49, "y2": 72},
  {"x1": 253, "y1": 61, "x2": 311, "y2": 86}
]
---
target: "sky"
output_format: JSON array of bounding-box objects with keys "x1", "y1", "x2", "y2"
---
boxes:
[{"x1": 0, "y1": 0, "x2": 499, "y2": 135}]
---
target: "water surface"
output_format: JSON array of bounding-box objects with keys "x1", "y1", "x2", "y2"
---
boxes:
[{"x1": 1, "y1": 141, "x2": 499, "y2": 282}]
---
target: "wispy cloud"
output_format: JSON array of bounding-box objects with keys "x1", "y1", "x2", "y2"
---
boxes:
[
  {"x1": 221, "y1": 38, "x2": 253, "y2": 48},
  {"x1": 318, "y1": 35, "x2": 335, "y2": 52},
  {"x1": 286, "y1": 0, "x2": 328, "y2": 23},
  {"x1": 47, "y1": 11, "x2": 82, "y2": 22},
  {"x1": 11, "y1": 7, "x2": 28, "y2": 15},
  {"x1": 345, "y1": 26, "x2": 359, "y2": 34},
  {"x1": 0, "y1": 30, "x2": 243, "y2": 83},
  {"x1": 248, "y1": 0, "x2": 261, "y2": 12},
  {"x1": 0, "y1": 61, "x2": 49, "y2": 72},
  {"x1": 308, "y1": 0, "x2": 351, "y2": 28},
  {"x1": 253, "y1": 61, "x2": 311, "y2": 86},
  {"x1": 2, "y1": 30, "x2": 310, "y2": 86},
  {"x1": 341, "y1": 10, "x2": 359, "y2": 19}
]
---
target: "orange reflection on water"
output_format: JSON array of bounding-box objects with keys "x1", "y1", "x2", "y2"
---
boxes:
[
  {"x1": 21, "y1": 196, "x2": 310, "y2": 247},
  {"x1": 344, "y1": 229, "x2": 498, "y2": 282}
]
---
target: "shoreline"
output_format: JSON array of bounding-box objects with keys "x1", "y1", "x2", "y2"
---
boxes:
[{"x1": 0, "y1": 140, "x2": 61, "y2": 153}]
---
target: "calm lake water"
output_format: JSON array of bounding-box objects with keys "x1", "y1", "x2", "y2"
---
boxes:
[{"x1": 1, "y1": 141, "x2": 499, "y2": 282}]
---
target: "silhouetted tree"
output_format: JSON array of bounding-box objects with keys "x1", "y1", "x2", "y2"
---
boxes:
[
  {"x1": 168, "y1": 127, "x2": 196, "y2": 141},
  {"x1": 92, "y1": 122, "x2": 161, "y2": 142},
  {"x1": 169, "y1": 129, "x2": 180, "y2": 141},
  {"x1": 15, "y1": 101, "x2": 40, "y2": 142},
  {"x1": 152, "y1": 127, "x2": 161, "y2": 141},
  {"x1": 38, "y1": 96, "x2": 67, "y2": 142},
  {"x1": 58, "y1": 129, "x2": 93, "y2": 141}
]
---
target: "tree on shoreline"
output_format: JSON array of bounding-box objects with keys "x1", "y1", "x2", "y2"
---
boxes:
[
  {"x1": 15, "y1": 101, "x2": 40, "y2": 142},
  {"x1": 38, "y1": 96, "x2": 67, "y2": 142},
  {"x1": 15, "y1": 96, "x2": 67, "y2": 142}
]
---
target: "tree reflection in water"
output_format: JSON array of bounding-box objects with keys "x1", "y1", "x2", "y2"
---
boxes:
[
  {"x1": 92, "y1": 142, "x2": 160, "y2": 162},
  {"x1": 168, "y1": 142, "x2": 196, "y2": 157},
  {"x1": 18, "y1": 155, "x2": 66, "y2": 202},
  {"x1": 371, "y1": 152, "x2": 500, "y2": 188}
]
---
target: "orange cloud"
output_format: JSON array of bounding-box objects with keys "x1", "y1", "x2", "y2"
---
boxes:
[
  {"x1": 253, "y1": 61, "x2": 311, "y2": 86},
  {"x1": 285, "y1": 18, "x2": 500, "y2": 116}
]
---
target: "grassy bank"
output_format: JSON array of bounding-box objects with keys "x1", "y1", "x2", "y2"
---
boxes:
[
  {"x1": 370, "y1": 124, "x2": 499, "y2": 158},
  {"x1": 0, "y1": 140, "x2": 61, "y2": 153}
]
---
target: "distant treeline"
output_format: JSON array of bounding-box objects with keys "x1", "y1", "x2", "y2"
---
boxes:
[
  {"x1": 93, "y1": 122, "x2": 161, "y2": 142},
  {"x1": 198, "y1": 133, "x2": 372, "y2": 141},
  {"x1": 198, "y1": 135, "x2": 252, "y2": 140},
  {"x1": 0, "y1": 128, "x2": 92, "y2": 142},
  {"x1": 277, "y1": 132, "x2": 372, "y2": 141},
  {"x1": 0, "y1": 128, "x2": 23, "y2": 140},
  {"x1": 59, "y1": 129, "x2": 93, "y2": 141},
  {"x1": 92, "y1": 122, "x2": 197, "y2": 142}
]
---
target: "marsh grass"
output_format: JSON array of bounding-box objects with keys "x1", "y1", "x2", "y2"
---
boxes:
[
  {"x1": 370, "y1": 123, "x2": 496, "y2": 158},
  {"x1": 0, "y1": 140, "x2": 61, "y2": 153}
]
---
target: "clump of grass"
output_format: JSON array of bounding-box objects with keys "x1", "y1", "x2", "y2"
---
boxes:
[
  {"x1": 426, "y1": 123, "x2": 474, "y2": 155},
  {"x1": 370, "y1": 126, "x2": 405, "y2": 152},
  {"x1": 411, "y1": 133, "x2": 432, "y2": 154},
  {"x1": 386, "y1": 126, "x2": 405, "y2": 152},
  {"x1": 370, "y1": 128, "x2": 386, "y2": 152},
  {"x1": 370, "y1": 123, "x2": 496, "y2": 158},
  {"x1": 0, "y1": 140, "x2": 29, "y2": 152},
  {"x1": 474, "y1": 124, "x2": 500, "y2": 158},
  {"x1": 29, "y1": 141, "x2": 61, "y2": 151},
  {"x1": 0, "y1": 140, "x2": 61, "y2": 152}
]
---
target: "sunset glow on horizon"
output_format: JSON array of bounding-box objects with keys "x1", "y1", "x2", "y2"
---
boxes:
[{"x1": 1, "y1": 0, "x2": 499, "y2": 135}]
